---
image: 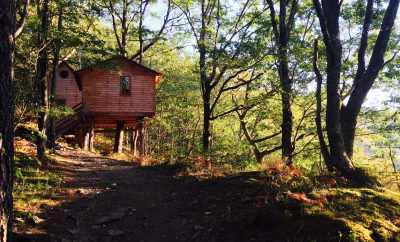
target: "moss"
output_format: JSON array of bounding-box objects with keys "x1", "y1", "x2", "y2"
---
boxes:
[
  {"x1": 348, "y1": 167, "x2": 380, "y2": 188},
  {"x1": 371, "y1": 219, "x2": 399, "y2": 241},
  {"x1": 294, "y1": 188, "x2": 400, "y2": 242}
]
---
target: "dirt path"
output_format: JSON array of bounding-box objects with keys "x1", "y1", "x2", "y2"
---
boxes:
[{"x1": 16, "y1": 150, "x2": 270, "y2": 242}]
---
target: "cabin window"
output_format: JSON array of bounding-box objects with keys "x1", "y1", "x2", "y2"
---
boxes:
[
  {"x1": 60, "y1": 70, "x2": 69, "y2": 79},
  {"x1": 120, "y1": 76, "x2": 131, "y2": 95}
]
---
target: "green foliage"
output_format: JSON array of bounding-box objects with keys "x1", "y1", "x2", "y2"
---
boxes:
[
  {"x1": 48, "y1": 105, "x2": 74, "y2": 119},
  {"x1": 146, "y1": 41, "x2": 202, "y2": 160},
  {"x1": 11, "y1": 0, "x2": 400, "y2": 186}
]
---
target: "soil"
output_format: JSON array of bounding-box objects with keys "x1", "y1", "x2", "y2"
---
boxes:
[{"x1": 13, "y1": 149, "x2": 350, "y2": 242}]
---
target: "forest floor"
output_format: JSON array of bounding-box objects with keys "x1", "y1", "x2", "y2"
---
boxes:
[{"x1": 12, "y1": 141, "x2": 400, "y2": 242}]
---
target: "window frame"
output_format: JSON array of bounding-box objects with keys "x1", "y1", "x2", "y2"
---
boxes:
[
  {"x1": 59, "y1": 70, "x2": 69, "y2": 79},
  {"x1": 120, "y1": 75, "x2": 132, "y2": 96}
]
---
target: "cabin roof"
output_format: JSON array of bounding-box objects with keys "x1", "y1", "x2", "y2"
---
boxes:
[{"x1": 75, "y1": 56, "x2": 161, "y2": 76}]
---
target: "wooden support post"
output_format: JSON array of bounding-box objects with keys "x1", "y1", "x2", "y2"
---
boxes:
[
  {"x1": 120, "y1": 129, "x2": 124, "y2": 153},
  {"x1": 113, "y1": 121, "x2": 124, "y2": 153},
  {"x1": 89, "y1": 127, "x2": 95, "y2": 152},
  {"x1": 136, "y1": 122, "x2": 144, "y2": 156},
  {"x1": 83, "y1": 128, "x2": 90, "y2": 151},
  {"x1": 76, "y1": 129, "x2": 84, "y2": 148}
]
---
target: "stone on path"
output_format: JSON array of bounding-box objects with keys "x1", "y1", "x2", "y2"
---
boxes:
[{"x1": 93, "y1": 207, "x2": 131, "y2": 225}]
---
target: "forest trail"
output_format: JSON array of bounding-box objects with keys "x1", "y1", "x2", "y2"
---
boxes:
[{"x1": 15, "y1": 149, "x2": 270, "y2": 242}]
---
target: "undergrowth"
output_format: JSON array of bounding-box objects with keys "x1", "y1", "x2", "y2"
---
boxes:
[
  {"x1": 13, "y1": 152, "x2": 62, "y2": 228},
  {"x1": 253, "y1": 162, "x2": 400, "y2": 242}
]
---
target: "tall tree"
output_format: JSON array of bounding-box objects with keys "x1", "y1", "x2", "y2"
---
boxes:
[
  {"x1": 0, "y1": 1, "x2": 16, "y2": 239},
  {"x1": 0, "y1": 0, "x2": 29, "y2": 239},
  {"x1": 35, "y1": 0, "x2": 51, "y2": 159},
  {"x1": 177, "y1": 0, "x2": 268, "y2": 153},
  {"x1": 265, "y1": 0, "x2": 298, "y2": 165},
  {"x1": 313, "y1": 0, "x2": 400, "y2": 180},
  {"x1": 48, "y1": 0, "x2": 64, "y2": 150}
]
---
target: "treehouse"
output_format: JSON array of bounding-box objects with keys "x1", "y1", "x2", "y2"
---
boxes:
[{"x1": 53, "y1": 57, "x2": 161, "y2": 154}]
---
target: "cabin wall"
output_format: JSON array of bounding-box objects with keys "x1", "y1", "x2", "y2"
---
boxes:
[
  {"x1": 80, "y1": 61, "x2": 156, "y2": 117},
  {"x1": 55, "y1": 64, "x2": 82, "y2": 108}
]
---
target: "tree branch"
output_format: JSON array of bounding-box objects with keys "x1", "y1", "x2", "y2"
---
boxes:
[
  {"x1": 354, "y1": 0, "x2": 373, "y2": 83},
  {"x1": 313, "y1": 39, "x2": 332, "y2": 170},
  {"x1": 266, "y1": 0, "x2": 279, "y2": 39},
  {"x1": 15, "y1": 0, "x2": 30, "y2": 38}
]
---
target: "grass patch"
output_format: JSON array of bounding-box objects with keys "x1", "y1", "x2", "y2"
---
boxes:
[{"x1": 13, "y1": 152, "x2": 62, "y2": 225}]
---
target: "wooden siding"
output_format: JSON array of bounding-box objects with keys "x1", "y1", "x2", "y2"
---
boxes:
[
  {"x1": 79, "y1": 59, "x2": 156, "y2": 117},
  {"x1": 55, "y1": 63, "x2": 82, "y2": 107}
]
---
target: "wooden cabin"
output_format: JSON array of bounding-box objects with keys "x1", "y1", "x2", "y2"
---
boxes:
[{"x1": 53, "y1": 57, "x2": 161, "y2": 154}]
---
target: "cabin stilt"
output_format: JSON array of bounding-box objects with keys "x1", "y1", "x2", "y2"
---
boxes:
[
  {"x1": 83, "y1": 129, "x2": 90, "y2": 151},
  {"x1": 77, "y1": 129, "x2": 83, "y2": 148},
  {"x1": 114, "y1": 121, "x2": 125, "y2": 153},
  {"x1": 89, "y1": 126, "x2": 95, "y2": 152}
]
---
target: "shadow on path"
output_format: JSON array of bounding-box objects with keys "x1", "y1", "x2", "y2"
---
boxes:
[
  {"x1": 14, "y1": 150, "x2": 350, "y2": 242},
  {"x1": 14, "y1": 150, "x2": 272, "y2": 242}
]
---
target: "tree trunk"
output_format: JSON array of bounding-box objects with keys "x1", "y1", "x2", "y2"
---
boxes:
[
  {"x1": 143, "y1": 125, "x2": 148, "y2": 155},
  {"x1": 324, "y1": 9, "x2": 355, "y2": 176},
  {"x1": 267, "y1": 0, "x2": 297, "y2": 165},
  {"x1": 121, "y1": 0, "x2": 128, "y2": 57},
  {"x1": 114, "y1": 121, "x2": 124, "y2": 153},
  {"x1": 312, "y1": 0, "x2": 354, "y2": 177},
  {"x1": 48, "y1": 3, "x2": 63, "y2": 150},
  {"x1": 36, "y1": 0, "x2": 50, "y2": 160},
  {"x1": 202, "y1": 91, "x2": 211, "y2": 153},
  {"x1": 0, "y1": 0, "x2": 16, "y2": 239},
  {"x1": 313, "y1": 40, "x2": 333, "y2": 171},
  {"x1": 340, "y1": 108, "x2": 357, "y2": 159},
  {"x1": 130, "y1": 129, "x2": 138, "y2": 156},
  {"x1": 198, "y1": 1, "x2": 211, "y2": 154},
  {"x1": 314, "y1": 0, "x2": 399, "y2": 182},
  {"x1": 138, "y1": 0, "x2": 144, "y2": 63},
  {"x1": 279, "y1": 7, "x2": 294, "y2": 165},
  {"x1": 340, "y1": 0, "x2": 399, "y2": 159},
  {"x1": 280, "y1": 65, "x2": 293, "y2": 165}
]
